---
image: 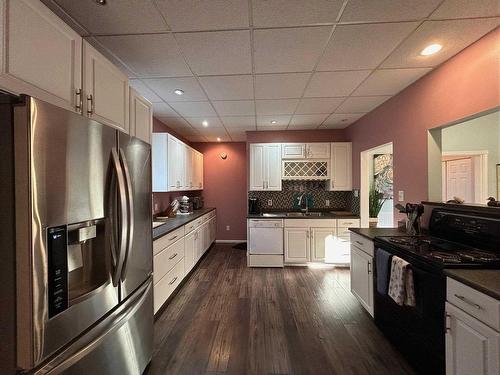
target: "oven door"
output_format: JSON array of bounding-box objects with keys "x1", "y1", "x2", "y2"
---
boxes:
[{"x1": 373, "y1": 246, "x2": 446, "y2": 374}]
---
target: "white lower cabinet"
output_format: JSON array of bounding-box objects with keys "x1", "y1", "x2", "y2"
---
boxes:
[
  {"x1": 153, "y1": 210, "x2": 216, "y2": 314},
  {"x1": 284, "y1": 228, "x2": 309, "y2": 264},
  {"x1": 445, "y1": 278, "x2": 500, "y2": 375},
  {"x1": 310, "y1": 228, "x2": 334, "y2": 262},
  {"x1": 350, "y1": 233, "x2": 374, "y2": 317}
]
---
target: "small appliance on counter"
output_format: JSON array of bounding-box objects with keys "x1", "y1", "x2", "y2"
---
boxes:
[
  {"x1": 176, "y1": 196, "x2": 194, "y2": 215},
  {"x1": 248, "y1": 197, "x2": 260, "y2": 214},
  {"x1": 192, "y1": 196, "x2": 204, "y2": 210}
]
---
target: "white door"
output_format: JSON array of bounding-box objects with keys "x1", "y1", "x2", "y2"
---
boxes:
[
  {"x1": 307, "y1": 143, "x2": 330, "y2": 159},
  {"x1": 445, "y1": 158, "x2": 474, "y2": 203},
  {"x1": 330, "y1": 142, "x2": 352, "y2": 191},
  {"x1": 129, "y1": 88, "x2": 152, "y2": 144},
  {"x1": 284, "y1": 228, "x2": 309, "y2": 263},
  {"x1": 83, "y1": 41, "x2": 129, "y2": 132},
  {"x1": 265, "y1": 144, "x2": 282, "y2": 191},
  {"x1": 445, "y1": 302, "x2": 500, "y2": 375},
  {"x1": 1, "y1": 0, "x2": 82, "y2": 112},
  {"x1": 250, "y1": 144, "x2": 265, "y2": 190},
  {"x1": 282, "y1": 143, "x2": 306, "y2": 159},
  {"x1": 350, "y1": 246, "x2": 373, "y2": 316},
  {"x1": 310, "y1": 228, "x2": 334, "y2": 262},
  {"x1": 184, "y1": 231, "x2": 196, "y2": 274}
]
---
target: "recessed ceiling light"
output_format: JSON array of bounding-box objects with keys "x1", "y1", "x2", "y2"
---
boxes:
[
  {"x1": 420, "y1": 43, "x2": 442, "y2": 56},
  {"x1": 216, "y1": 137, "x2": 221, "y2": 142},
  {"x1": 95, "y1": 0, "x2": 106, "y2": 5},
  {"x1": 174, "y1": 89, "x2": 184, "y2": 96},
  {"x1": 271, "y1": 120, "x2": 277, "y2": 124},
  {"x1": 202, "y1": 120, "x2": 208, "y2": 127}
]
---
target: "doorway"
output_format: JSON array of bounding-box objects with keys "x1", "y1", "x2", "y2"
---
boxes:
[{"x1": 360, "y1": 143, "x2": 394, "y2": 228}]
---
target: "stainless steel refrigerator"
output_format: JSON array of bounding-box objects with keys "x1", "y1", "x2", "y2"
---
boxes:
[{"x1": 0, "y1": 94, "x2": 153, "y2": 374}]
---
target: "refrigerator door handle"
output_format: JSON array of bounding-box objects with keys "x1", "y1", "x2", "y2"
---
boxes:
[
  {"x1": 119, "y1": 149, "x2": 134, "y2": 280},
  {"x1": 111, "y1": 148, "x2": 128, "y2": 287}
]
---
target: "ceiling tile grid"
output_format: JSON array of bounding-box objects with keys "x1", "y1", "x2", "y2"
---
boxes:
[{"x1": 46, "y1": 0, "x2": 500, "y2": 141}]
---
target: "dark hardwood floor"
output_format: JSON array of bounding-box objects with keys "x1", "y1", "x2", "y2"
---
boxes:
[{"x1": 149, "y1": 244, "x2": 415, "y2": 375}]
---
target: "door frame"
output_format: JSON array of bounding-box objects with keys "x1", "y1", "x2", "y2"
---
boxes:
[{"x1": 441, "y1": 150, "x2": 488, "y2": 203}]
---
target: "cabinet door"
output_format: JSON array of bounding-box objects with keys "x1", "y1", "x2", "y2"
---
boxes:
[
  {"x1": 167, "y1": 136, "x2": 179, "y2": 191},
  {"x1": 350, "y1": 246, "x2": 373, "y2": 316},
  {"x1": 330, "y1": 142, "x2": 352, "y2": 191},
  {"x1": 1, "y1": 0, "x2": 82, "y2": 112},
  {"x1": 249, "y1": 144, "x2": 265, "y2": 190},
  {"x1": 265, "y1": 144, "x2": 282, "y2": 191},
  {"x1": 178, "y1": 142, "x2": 187, "y2": 189},
  {"x1": 129, "y1": 88, "x2": 152, "y2": 144},
  {"x1": 151, "y1": 133, "x2": 168, "y2": 192},
  {"x1": 83, "y1": 41, "x2": 129, "y2": 132},
  {"x1": 311, "y1": 228, "x2": 334, "y2": 262},
  {"x1": 184, "y1": 231, "x2": 196, "y2": 274},
  {"x1": 446, "y1": 302, "x2": 500, "y2": 375},
  {"x1": 196, "y1": 152, "x2": 204, "y2": 190},
  {"x1": 282, "y1": 143, "x2": 306, "y2": 159},
  {"x1": 307, "y1": 143, "x2": 330, "y2": 159},
  {"x1": 210, "y1": 217, "x2": 217, "y2": 243},
  {"x1": 184, "y1": 147, "x2": 194, "y2": 190},
  {"x1": 284, "y1": 228, "x2": 309, "y2": 264}
]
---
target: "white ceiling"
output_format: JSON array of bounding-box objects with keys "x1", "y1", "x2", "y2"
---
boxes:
[{"x1": 44, "y1": 0, "x2": 499, "y2": 142}]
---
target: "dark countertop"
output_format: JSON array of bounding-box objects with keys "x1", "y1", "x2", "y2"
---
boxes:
[
  {"x1": 153, "y1": 207, "x2": 216, "y2": 240},
  {"x1": 247, "y1": 210, "x2": 360, "y2": 219},
  {"x1": 348, "y1": 227, "x2": 408, "y2": 240},
  {"x1": 445, "y1": 269, "x2": 500, "y2": 300}
]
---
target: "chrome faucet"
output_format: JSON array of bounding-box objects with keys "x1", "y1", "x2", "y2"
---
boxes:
[{"x1": 297, "y1": 193, "x2": 309, "y2": 214}]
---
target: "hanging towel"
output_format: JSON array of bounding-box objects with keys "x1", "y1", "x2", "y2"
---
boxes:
[
  {"x1": 376, "y1": 249, "x2": 392, "y2": 295},
  {"x1": 388, "y1": 256, "x2": 416, "y2": 307}
]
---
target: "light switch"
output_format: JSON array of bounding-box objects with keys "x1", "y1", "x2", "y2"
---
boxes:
[
  {"x1": 398, "y1": 191, "x2": 405, "y2": 202},
  {"x1": 226, "y1": 225, "x2": 230, "y2": 231},
  {"x1": 267, "y1": 199, "x2": 273, "y2": 206},
  {"x1": 325, "y1": 199, "x2": 330, "y2": 207}
]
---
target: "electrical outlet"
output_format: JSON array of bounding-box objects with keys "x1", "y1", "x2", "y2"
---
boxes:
[
  {"x1": 154, "y1": 203, "x2": 159, "y2": 212},
  {"x1": 325, "y1": 199, "x2": 330, "y2": 207},
  {"x1": 267, "y1": 199, "x2": 273, "y2": 206},
  {"x1": 354, "y1": 189, "x2": 359, "y2": 198},
  {"x1": 398, "y1": 191, "x2": 405, "y2": 202},
  {"x1": 226, "y1": 225, "x2": 230, "y2": 231}
]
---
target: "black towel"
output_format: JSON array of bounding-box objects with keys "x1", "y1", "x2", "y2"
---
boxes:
[{"x1": 376, "y1": 248, "x2": 392, "y2": 295}]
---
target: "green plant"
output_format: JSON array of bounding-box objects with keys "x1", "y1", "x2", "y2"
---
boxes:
[{"x1": 369, "y1": 183, "x2": 388, "y2": 218}]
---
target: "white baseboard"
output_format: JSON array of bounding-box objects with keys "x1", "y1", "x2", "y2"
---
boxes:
[{"x1": 215, "y1": 239, "x2": 246, "y2": 244}]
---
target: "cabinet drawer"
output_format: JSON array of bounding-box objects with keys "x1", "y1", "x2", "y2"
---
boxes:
[
  {"x1": 338, "y1": 218, "x2": 360, "y2": 228},
  {"x1": 284, "y1": 219, "x2": 336, "y2": 228},
  {"x1": 208, "y1": 210, "x2": 216, "y2": 219},
  {"x1": 153, "y1": 226, "x2": 185, "y2": 255},
  {"x1": 184, "y1": 218, "x2": 201, "y2": 234},
  {"x1": 350, "y1": 232, "x2": 374, "y2": 257},
  {"x1": 337, "y1": 227, "x2": 352, "y2": 237},
  {"x1": 153, "y1": 237, "x2": 185, "y2": 285},
  {"x1": 447, "y1": 278, "x2": 500, "y2": 330},
  {"x1": 154, "y1": 259, "x2": 185, "y2": 313}
]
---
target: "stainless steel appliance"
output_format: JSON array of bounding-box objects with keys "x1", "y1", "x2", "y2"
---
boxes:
[
  {"x1": 373, "y1": 206, "x2": 500, "y2": 374},
  {"x1": 248, "y1": 197, "x2": 260, "y2": 214},
  {"x1": 0, "y1": 94, "x2": 153, "y2": 374},
  {"x1": 192, "y1": 196, "x2": 204, "y2": 210}
]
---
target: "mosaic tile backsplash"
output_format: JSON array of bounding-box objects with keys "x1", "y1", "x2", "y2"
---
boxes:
[{"x1": 248, "y1": 181, "x2": 359, "y2": 214}]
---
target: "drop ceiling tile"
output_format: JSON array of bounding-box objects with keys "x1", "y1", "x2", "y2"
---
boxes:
[
  {"x1": 175, "y1": 31, "x2": 252, "y2": 75},
  {"x1": 252, "y1": 0, "x2": 344, "y2": 27},
  {"x1": 205, "y1": 134, "x2": 231, "y2": 142},
  {"x1": 54, "y1": 0, "x2": 169, "y2": 34},
  {"x1": 304, "y1": 71, "x2": 371, "y2": 97},
  {"x1": 168, "y1": 102, "x2": 217, "y2": 117},
  {"x1": 228, "y1": 132, "x2": 247, "y2": 142},
  {"x1": 353, "y1": 68, "x2": 431, "y2": 96},
  {"x1": 87, "y1": 37, "x2": 137, "y2": 77},
  {"x1": 256, "y1": 125, "x2": 288, "y2": 131},
  {"x1": 186, "y1": 134, "x2": 208, "y2": 142},
  {"x1": 382, "y1": 19, "x2": 500, "y2": 68},
  {"x1": 430, "y1": 0, "x2": 500, "y2": 19},
  {"x1": 340, "y1": 0, "x2": 442, "y2": 22},
  {"x1": 130, "y1": 79, "x2": 163, "y2": 103},
  {"x1": 152, "y1": 102, "x2": 180, "y2": 117},
  {"x1": 317, "y1": 22, "x2": 419, "y2": 71},
  {"x1": 322, "y1": 113, "x2": 364, "y2": 129},
  {"x1": 287, "y1": 123, "x2": 322, "y2": 129},
  {"x1": 143, "y1": 77, "x2": 207, "y2": 102},
  {"x1": 156, "y1": 0, "x2": 249, "y2": 31},
  {"x1": 197, "y1": 126, "x2": 227, "y2": 137},
  {"x1": 257, "y1": 115, "x2": 291, "y2": 127},
  {"x1": 96, "y1": 34, "x2": 191, "y2": 78},
  {"x1": 156, "y1": 117, "x2": 192, "y2": 129},
  {"x1": 255, "y1": 73, "x2": 311, "y2": 99},
  {"x1": 335, "y1": 96, "x2": 391, "y2": 114},
  {"x1": 184, "y1": 117, "x2": 223, "y2": 129},
  {"x1": 212, "y1": 101, "x2": 255, "y2": 116},
  {"x1": 199, "y1": 76, "x2": 254, "y2": 100},
  {"x1": 255, "y1": 99, "x2": 300, "y2": 115},
  {"x1": 289, "y1": 114, "x2": 329, "y2": 126},
  {"x1": 220, "y1": 116, "x2": 256, "y2": 129},
  {"x1": 295, "y1": 97, "x2": 344, "y2": 114},
  {"x1": 253, "y1": 27, "x2": 332, "y2": 73}
]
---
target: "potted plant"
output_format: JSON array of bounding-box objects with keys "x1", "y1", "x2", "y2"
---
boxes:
[{"x1": 369, "y1": 183, "x2": 387, "y2": 228}]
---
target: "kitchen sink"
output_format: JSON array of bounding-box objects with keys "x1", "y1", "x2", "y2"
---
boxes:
[{"x1": 286, "y1": 212, "x2": 323, "y2": 217}]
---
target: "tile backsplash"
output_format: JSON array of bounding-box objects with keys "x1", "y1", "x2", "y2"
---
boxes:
[{"x1": 248, "y1": 180, "x2": 359, "y2": 213}]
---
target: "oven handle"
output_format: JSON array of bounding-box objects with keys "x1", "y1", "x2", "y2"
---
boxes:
[{"x1": 454, "y1": 294, "x2": 482, "y2": 310}]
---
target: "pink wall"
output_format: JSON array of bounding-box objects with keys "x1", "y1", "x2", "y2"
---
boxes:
[
  {"x1": 247, "y1": 128, "x2": 347, "y2": 143},
  {"x1": 192, "y1": 142, "x2": 247, "y2": 241},
  {"x1": 346, "y1": 28, "x2": 500, "y2": 205}
]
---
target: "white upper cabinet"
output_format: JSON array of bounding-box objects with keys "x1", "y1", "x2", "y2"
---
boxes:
[
  {"x1": 184, "y1": 146, "x2": 194, "y2": 190},
  {"x1": 0, "y1": 0, "x2": 82, "y2": 112},
  {"x1": 194, "y1": 151, "x2": 204, "y2": 190},
  {"x1": 282, "y1": 143, "x2": 306, "y2": 159},
  {"x1": 249, "y1": 143, "x2": 282, "y2": 191},
  {"x1": 152, "y1": 133, "x2": 168, "y2": 192},
  {"x1": 329, "y1": 142, "x2": 352, "y2": 191},
  {"x1": 306, "y1": 143, "x2": 330, "y2": 159},
  {"x1": 83, "y1": 41, "x2": 129, "y2": 132},
  {"x1": 129, "y1": 87, "x2": 152, "y2": 144}
]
